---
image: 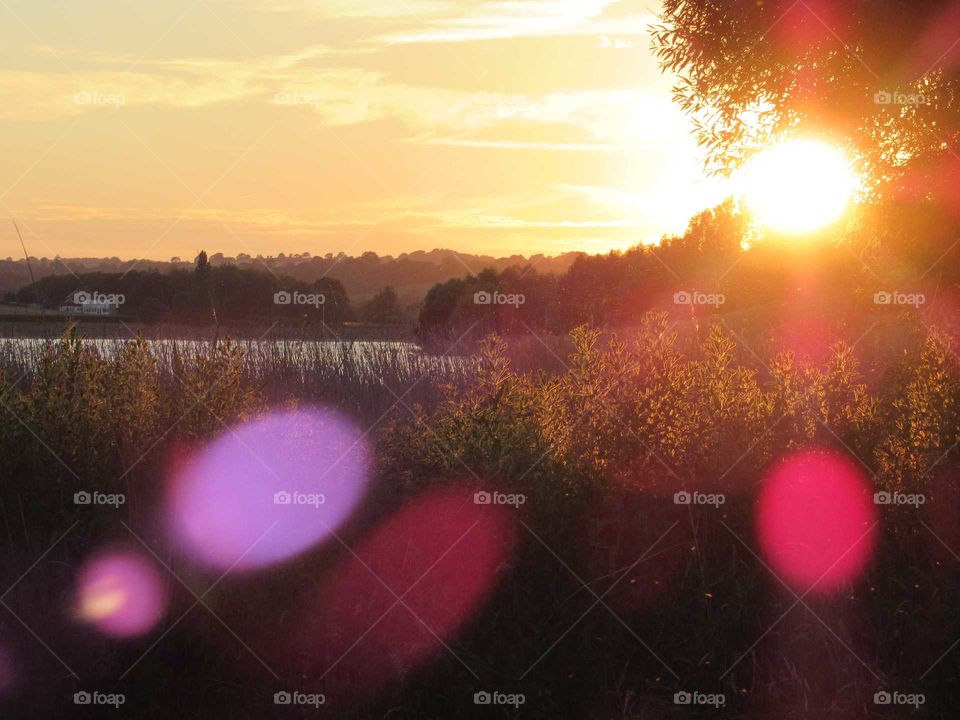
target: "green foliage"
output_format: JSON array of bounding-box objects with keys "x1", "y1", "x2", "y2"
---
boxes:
[
  {"x1": 387, "y1": 314, "x2": 959, "y2": 503},
  {"x1": 538, "y1": 316, "x2": 690, "y2": 485},
  {"x1": 875, "y1": 331, "x2": 960, "y2": 489},
  {"x1": 384, "y1": 335, "x2": 536, "y2": 476},
  {"x1": 0, "y1": 331, "x2": 266, "y2": 495},
  {"x1": 7, "y1": 318, "x2": 955, "y2": 509},
  {"x1": 170, "y1": 339, "x2": 264, "y2": 441},
  {"x1": 380, "y1": 334, "x2": 592, "y2": 530},
  {"x1": 766, "y1": 343, "x2": 877, "y2": 455},
  {"x1": 105, "y1": 335, "x2": 161, "y2": 468},
  {"x1": 417, "y1": 266, "x2": 558, "y2": 345},
  {"x1": 14, "y1": 329, "x2": 114, "y2": 482},
  {"x1": 684, "y1": 325, "x2": 772, "y2": 482},
  {"x1": 822, "y1": 342, "x2": 879, "y2": 451},
  {"x1": 16, "y1": 263, "x2": 354, "y2": 326},
  {"x1": 361, "y1": 286, "x2": 403, "y2": 325}
]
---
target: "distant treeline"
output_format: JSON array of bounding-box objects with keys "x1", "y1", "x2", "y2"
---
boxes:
[
  {"x1": 9, "y1": 252, "x2": 407, "y2": 327},
  {"x1": 0, "y1": 248, "x2": 580, "y2": 307},
  {"x1": 416, "y1": 198, "x2": 960, "y2": 343},
  {"x1": 10, "y1": 196, "x2": 959, "y2": 340}
]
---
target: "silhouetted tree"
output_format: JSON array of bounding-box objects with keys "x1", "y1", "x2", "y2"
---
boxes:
[{"x1": 361, "y1": 287, "x2": 403, "y2": 324}]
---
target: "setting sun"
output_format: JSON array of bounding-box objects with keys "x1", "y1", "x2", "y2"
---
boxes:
[{"x1": 741, "y1": 139, "x2": 857, "y2": 235}]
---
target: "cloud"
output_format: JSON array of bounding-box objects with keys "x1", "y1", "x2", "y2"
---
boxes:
[
  {"x1": 421, "y1": 88, "x2": 692, "y2": 151},
  {"x1": 255, "y1": 0, "x2": 456, "y2": 20},
  {"x1": 1, "y1": 40, "x2": 684, "y2": 158},
  {"x1": 0, "y1": 52, "x2": 401, "y2": 123},
  {"x1": 424, "y1": 138, "x2": 632, "y2": 151},
  {"x1": 381, "y1": 0, "x2": 651, "y2": 44},
  {"x1": 598, "y1": 35, "x2": 635, "y2": 49}
]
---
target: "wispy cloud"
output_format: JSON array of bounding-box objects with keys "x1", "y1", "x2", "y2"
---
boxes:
[
  {"x1": 382, "y1": 0, "x2": 651, "y2": 44},
  {"x1": 424, "y1": 138, "x2": 639, "y2": 151}
]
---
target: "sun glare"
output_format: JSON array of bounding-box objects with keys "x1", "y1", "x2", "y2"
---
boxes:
[{"x1": 741, "y1": 139, "x2": 857, "y2": 235}]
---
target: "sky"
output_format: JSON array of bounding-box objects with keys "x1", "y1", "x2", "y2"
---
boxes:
[{"x1": 0, "y1": 0, "x2": 727, "y2": 261}]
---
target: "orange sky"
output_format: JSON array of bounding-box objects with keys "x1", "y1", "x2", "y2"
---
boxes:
[{"x1": 0, "y1": 0, "x2": 727, "y2": 261}]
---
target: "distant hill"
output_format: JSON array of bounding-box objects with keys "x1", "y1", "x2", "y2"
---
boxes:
[{"x1": 0, "y1": 249, "x2": 583, "y2": 307}]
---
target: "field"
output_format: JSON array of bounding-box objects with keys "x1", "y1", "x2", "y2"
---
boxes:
[{"x1": 0, "y1": 314, "x2": 957, "y2": 718}]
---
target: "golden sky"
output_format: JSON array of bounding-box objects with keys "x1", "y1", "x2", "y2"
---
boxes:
[{"x1": 0, "y1": 0, "x2": 726, "y2": 261}]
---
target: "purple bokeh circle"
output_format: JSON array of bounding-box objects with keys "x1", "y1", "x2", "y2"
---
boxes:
[{"x1": 167, "y1": 408, "x2": 370, "y2": 571}]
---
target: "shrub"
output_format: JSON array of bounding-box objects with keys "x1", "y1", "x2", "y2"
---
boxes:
[
  {"x1": 875, "y1": 330, "x2": 960, "y2": 489},
  {"x1": 169, "y1": 339, "x2": 264, "y2": 441}
]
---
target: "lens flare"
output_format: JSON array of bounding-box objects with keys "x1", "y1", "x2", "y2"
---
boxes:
[
  {"x1": 75, "y1": 551, "x2": 167, "y2": 638},
  {"x1": 283, "y1": 488, "x2": 514, "y2": 697},
  {"x1": 756, "y1": 450, "x2": 877, "y2": 594},
  {"x1": 167, "y1": 408, "x2": 370, "y2": 572}
]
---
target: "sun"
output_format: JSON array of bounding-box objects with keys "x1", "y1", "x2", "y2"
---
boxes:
[{"x1": 740, "y1": 139, "x2": 857, "y2": 235}]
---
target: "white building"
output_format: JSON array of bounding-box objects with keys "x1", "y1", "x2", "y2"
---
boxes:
[{"x1": 59, "y1": 301, "x2": 120, "y2": 316}]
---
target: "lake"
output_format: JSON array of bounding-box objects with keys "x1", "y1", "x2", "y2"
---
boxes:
[{"x1": 0, "y1": 336, "x2": 468, "y2": 379}]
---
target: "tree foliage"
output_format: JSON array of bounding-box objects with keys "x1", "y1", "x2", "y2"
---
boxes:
[
  {"x1": 16, "y1": 264, "x2": 353, "y2": 326},
  {"x1": 652, "y1": 0, "x2": 960, "y2": 192},
  {"x1": 361, "y1": 286, "x2": 404, "y2": 325}
]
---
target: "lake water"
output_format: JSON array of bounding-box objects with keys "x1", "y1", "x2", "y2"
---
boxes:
[{"x1": 0, "y1": 337, "x2": 468, "y2": 378}]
